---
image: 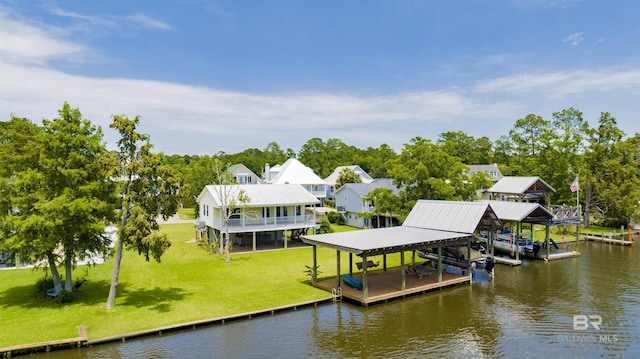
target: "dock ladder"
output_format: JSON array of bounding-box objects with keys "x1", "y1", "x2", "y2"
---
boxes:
[{"x1": 331, "y1": 287, "x2": 342, "y2": 302}]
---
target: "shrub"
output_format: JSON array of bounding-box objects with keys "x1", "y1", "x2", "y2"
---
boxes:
[
  {"x1": 324, "y1": 199, "x2": 335, "y2": 208},
  {"x1": 317, "y1": 216, "x2": 334, "y2": 234},
  {"x1": 55, "y1": 290, "x2": 75, "y2": 304},
  {"x1": 33, "y1": 275, "x2": 56, "y2": 299},
  {"x1": 327, "y1": 211, "x2": 343, "y2": 225}
]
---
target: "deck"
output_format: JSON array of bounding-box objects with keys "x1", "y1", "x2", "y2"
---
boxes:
[{"x1": 313, "y1": 267, "x2": 470, "y2": 306}]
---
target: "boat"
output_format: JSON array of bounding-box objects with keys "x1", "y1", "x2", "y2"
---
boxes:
[
  {"x1": 417, "y1": 244, "x2": 487, "y2": 270},
  {"x1": 343, "y1": 274, "x2": 363, "y2": 290}
]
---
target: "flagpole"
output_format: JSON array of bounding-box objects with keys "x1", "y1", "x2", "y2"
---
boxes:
[{"x1": 576, "y1": 175, "x2": 579, "y2": 207}]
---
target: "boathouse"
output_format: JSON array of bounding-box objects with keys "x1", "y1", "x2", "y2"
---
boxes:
[{"x1": 301, "y1": 200, "x2": 502, "y2": 305}]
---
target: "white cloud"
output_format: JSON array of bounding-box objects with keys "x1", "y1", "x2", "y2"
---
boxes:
[
  {"x1": 473, "y1": 67, "x2": 640, "y2": 98},
  {"x1": 0, "y1": 10, "x2": 88, "y2": 64},
  {"x1": 126, "y1": 14, "x2": 172, "y2": 30},
  {"x1": 563, "y1": 32, "x2": 584, "y2": 46}
]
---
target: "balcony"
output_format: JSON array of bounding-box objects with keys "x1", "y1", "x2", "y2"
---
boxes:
[{"x1": 210, "y1": 214, "x2": 317, "y2": 233}]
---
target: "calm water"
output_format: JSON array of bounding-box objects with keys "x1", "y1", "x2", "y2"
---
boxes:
[{"x1": 35, "y1": 241, "x2": 639, "y2": 358}]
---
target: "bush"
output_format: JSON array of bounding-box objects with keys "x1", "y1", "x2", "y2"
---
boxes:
[
  {"x1": 327, "y1": 211, "x2": 343, "y2": 225},
  {"x1": 33, "y1": 275, "x2": 56, "y2": 299},
  {"x1": 55, "y1": 290, "x2": 75, "y2": 304},
  {"x1": 317, "y1": 216, "x2": 334, "y2": 234},
  {"x1": 324, "y1": 199, "x2": 335, "y2": 208}
]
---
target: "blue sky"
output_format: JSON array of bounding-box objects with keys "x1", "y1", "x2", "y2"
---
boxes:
[{"x1": 1, "y1": 0, "x2": 639, "y2": 155}]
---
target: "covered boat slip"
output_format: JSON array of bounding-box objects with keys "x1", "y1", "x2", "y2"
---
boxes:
[
  {"x1": 301, "y1": 201, "x2": 503, "y2": 305},
  {"x1": 478, "y1": 200, "x2": 580, "y2": 262}
]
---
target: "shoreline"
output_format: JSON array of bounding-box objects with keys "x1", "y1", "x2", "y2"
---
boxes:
[{"x1": 0, "y1": 297, "x2": 334, "y2": 357}]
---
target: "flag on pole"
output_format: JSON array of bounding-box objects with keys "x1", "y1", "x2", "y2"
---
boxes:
[{"x1": 570, "y1": 176, "x2": 579, "y2": 192}]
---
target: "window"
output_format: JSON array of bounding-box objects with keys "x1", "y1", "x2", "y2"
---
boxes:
[
  {"x1": 283, "y1": 207, "x2": 288, "y2": 217},
  {"x1": 296, "y1": 205, "x2": 301, "y2": 216},
  {"x1": 276, "y1": 207, "x2": 281, "y2": 217},
  {"x1": 263, "y1": 207, "x2": 271, "y2": 217}
]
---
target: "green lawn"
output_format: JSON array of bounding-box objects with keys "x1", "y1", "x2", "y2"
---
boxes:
[{"x1": 0, "y1": 223, "x2": 347, "y2": 347}]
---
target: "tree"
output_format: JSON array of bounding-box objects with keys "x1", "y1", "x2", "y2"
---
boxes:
[
  {"x1": 387, "y1": 137, "x2": 474, "y2": 204},
  {"x1": 208, "y1": 159, "x2": 250, "y2": 263},
  {"x1": 335, "y1": 167, "x2": 362, "y2": 190},
  {"x1": 365, "y1": 187, "x2": 401, "y2": 227},
  {"x1": 106, "y1": 115, "x2": 181, "y2": 309},
  {"x1": 1, "y1": 104, "x2": 117, "y2": 295}
]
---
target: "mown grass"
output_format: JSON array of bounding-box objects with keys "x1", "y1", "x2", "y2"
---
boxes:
[
  {"x1": 1, "y1": 223, "x2": 375, "y2": 347},
  {"x1": 177, "y1": 207, "x2": 196, "y2": 220}
]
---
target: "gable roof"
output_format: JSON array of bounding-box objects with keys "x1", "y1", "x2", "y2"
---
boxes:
[
  {"x1": 403, "y1": 200, "x2": 502, "y2": 234},
  {"x1": 486, "y1": 176, "x2": 555, "y2": 196},
  {"x1": 268, "y1": 158, "x2": 326, "y2": 185},
  {"x1": 324, "y1": 165, "x2": 374, "y2": 185},
  {"x1": 467, "y1": 164, "x2": 503, "y2": 182},
  {"x1": 335, "y1": 178, "x2": 399, "y2": 197},
  {"x1": 228, "y1": 163, "x2": 264, "y2": 183},
  {"x1": 302, "y1": 200, "x2": 503, "y2": 256},
  {"x1": 198, "y1": 184, "x2": 320, "y2": 207},
  {"x1": 478, "y1": 200, "x2": 553, "y2": 224}
]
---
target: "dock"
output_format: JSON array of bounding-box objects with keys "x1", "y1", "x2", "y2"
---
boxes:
[
  {"x1": 313, "y1": 267, "x2": 470, "y2": 306},
  {"x1": 546, "y1": 251, "x2": 580, "y2": 260},
  {"x1": 491, "y1": 256, "x2": 522, "y2": 266},
  {"x1": 585, "y1": 234, "x2": 634, "y2": 246}
]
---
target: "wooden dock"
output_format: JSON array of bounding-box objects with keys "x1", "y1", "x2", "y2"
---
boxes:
[
  {"x1": 546, "y1": 251, "x2": 580, "y2": 260},
  {"x1": 313, "y1": 267, "x2": 470, "y2": 306},
  {"x1": 585, "y1": 234, "x2": 634, "y2": 246},
  {"x1": 492, "y1": 256, "x2": 522, "y2": 266}
]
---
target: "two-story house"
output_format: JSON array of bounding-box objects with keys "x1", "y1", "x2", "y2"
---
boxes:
[
  {"x1": 324, "y1": 165, "x2": 374, "y2": 200},
  {"x1": 196, "y1": 184, "x2": 320, "y2": 251},
  {"x1": 335, "y1": 178, "x2": 400, "y2": 229},
  {"x1": 265, "y1": 158, "x2": 327, "y2": 205},
  {"x1": 228, "y1": 163, "x2": 264, "y2": 185}
]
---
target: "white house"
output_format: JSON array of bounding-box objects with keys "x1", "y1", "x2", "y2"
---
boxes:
[
  {"x1": 265, "y1": 158, "x2": 327, "y2": 204},
  {"x1": 335, "y1": 178, "x2": 400, "y2": 229},
  {"x1": 228, "y1": 163, "x2": 264, "y2": 184},
  {"x1": 324, "y1": 165, "x2": 374, "y2": 200},
  {"x1": 196, "y1": 184, "x2": 320, "y2": 251}
]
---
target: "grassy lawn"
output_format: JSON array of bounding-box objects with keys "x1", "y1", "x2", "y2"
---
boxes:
[
  {"x1": 0, "y1": 223, "x2": 358, "y2": 347},
  {"x1": 177, "y1": 207, "x2": 196, "y2": 220}
]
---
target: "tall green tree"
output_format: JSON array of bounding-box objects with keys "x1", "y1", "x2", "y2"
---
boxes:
[
  {"x1": 106, "y1": 115, "x2": 181, "y2": 309},
  {"x1": 1, "y1": 104, "x2": 117, "y2": 294},
  {"x1": 387, "y1": 137, "x2": 475, "y2": 206}
]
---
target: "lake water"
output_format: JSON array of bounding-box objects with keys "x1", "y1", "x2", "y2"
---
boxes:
[{"x1": 33, "y1": 241, "x2": 639, "y2": 358}]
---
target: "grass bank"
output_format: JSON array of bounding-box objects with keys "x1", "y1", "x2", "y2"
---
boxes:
[{"x1": 1, "y1": 223, "x2": 380, "y2": 347}]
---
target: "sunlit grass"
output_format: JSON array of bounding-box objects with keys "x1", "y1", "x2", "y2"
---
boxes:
[{"x1": 0, "y1": 223, "x2": 335, "y2": 347}]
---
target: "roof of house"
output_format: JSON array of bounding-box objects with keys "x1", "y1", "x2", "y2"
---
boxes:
[
  {"x1": 335, "y1": 178, "x2": 399, "y2": 197},
  {"x1": 403, "y1": 200, "x2": 502, "y2": 234},
  {"x1": 486, "y1": 176, "x2": 555, "y2": 196},
  {"x1": 467, "y1": 164, "x2": 503, "y2": 181},
  {"x1": 301, "y1": 200, "x2": 503, "y2": 256},
  {"x1": 228, "y1": 163, "x2": 263, "y2": 181},
  {"x1": 268, "y1": 158, "x2": 326, "y2": 185},
  {"x1": 198, "y1": 184, "x2": 320, "y2": 207},
  {"x1": 324, "y1": 165, "x2": 374, "y2": 185},
  {"x1": 477, "y1": 200, "x2": 553, "y2": 224}
]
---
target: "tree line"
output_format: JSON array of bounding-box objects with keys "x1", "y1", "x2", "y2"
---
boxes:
[{"x1": 168, "y1": 107, "x2": 639, "y2": 226}]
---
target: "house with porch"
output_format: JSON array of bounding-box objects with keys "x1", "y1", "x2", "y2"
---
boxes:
[
  {"x1": 264, "y1": 158, "x2": 327, "y2": 205},
  {"x1": 196, "y1": 184, "x2": 320, "y2": 251},
  {"x1": 335, "y1": 178, "x2": 399, "y2": 229},
  {"x1": 324, "y1": 165, "x2": 374, "y2": 200}
]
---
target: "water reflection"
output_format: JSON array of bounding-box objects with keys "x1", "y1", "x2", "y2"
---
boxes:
[{"x1": 33, "y1": 242, "x2": 639, "y2": 358}]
